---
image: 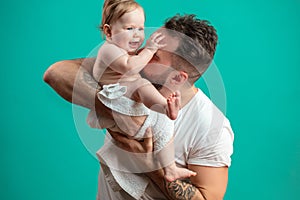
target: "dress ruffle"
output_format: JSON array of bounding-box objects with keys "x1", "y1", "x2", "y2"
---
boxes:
[{"x1": 98, "y1": 83, "x2": 150, "y2": 116}]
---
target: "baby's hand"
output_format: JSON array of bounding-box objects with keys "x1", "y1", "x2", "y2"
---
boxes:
[{"x1": 145, "y1": 32, "x2": 166, "y2": 53}]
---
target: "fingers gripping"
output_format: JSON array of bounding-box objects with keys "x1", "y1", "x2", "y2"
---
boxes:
[{"x1": 108, "y1": 128, "x2": 154, "y2": 153}]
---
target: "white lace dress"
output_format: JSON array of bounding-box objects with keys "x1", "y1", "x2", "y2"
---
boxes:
[{"x1": 87, "y1": 83, "x2": 174, "y2": 199}]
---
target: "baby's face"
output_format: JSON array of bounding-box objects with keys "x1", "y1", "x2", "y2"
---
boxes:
[{"x1": 110, "y1": 7, "x2": 145, "y2": 53}]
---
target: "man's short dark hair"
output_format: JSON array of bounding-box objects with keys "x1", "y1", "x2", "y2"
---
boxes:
[{"x1": 164, "y1": 14, "x2": 218, "y2": 83}]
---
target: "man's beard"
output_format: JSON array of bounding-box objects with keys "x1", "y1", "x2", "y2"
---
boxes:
[
  {"x1": 150, "y1": 83, "x2": 163, "y2": 91},
  {"x1": 140, "y1": 71, "x2": 163, "y2": 91}
]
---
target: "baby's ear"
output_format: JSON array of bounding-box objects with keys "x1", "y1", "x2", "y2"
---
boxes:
[{"x1": 103, "y1": 24, "x2": 111, "y2": 38}]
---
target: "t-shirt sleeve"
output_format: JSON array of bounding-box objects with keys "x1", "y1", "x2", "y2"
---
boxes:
[{"x1": 188, "y1": 125, "x2": 234, "y2": 167}]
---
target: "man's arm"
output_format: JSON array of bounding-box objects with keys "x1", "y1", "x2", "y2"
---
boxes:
[
  {"x1": 43, "y1": 57, "x2": 115, "y2": 123},
  {"x1": 110, "y1": 131, "x2": 229, "y2": 200},
  {"x1": 147, "y1": 165, "x2": 228, "y2": 200},
  {"x1": 43, "y1": 58, "x2": 99, "y2": 109}
]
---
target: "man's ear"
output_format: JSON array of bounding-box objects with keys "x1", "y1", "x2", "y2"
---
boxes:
[
  {"x1": 103, "y1": 24, "x2": 111, "y2": 38},
  {"x1": 169, "y1": 71, "x2": 188, "y2": 85}
]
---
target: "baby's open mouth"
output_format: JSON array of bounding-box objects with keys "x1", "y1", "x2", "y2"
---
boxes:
[
  {"x1": 129, "y1": 41, "x2": 140, "y2": 46},
  {"x1": 129, "y1": 39, "x2": 140, "y2": 47}
]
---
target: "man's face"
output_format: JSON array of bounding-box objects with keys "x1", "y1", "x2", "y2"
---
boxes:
[
  {"x1": 141, "y1": 30, "x2": 179, "y2": 87},
  {"x1": 141, "y1": 50, "x2": 172, "y2": 86}
]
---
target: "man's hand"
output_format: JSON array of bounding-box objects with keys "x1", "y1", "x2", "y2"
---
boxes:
[
  {"x1": 107, "y1": 128, "x2": 162, "y2": 173},
  {"x1": 109, "y1": 128, "x2": 153, "y2": 153}
]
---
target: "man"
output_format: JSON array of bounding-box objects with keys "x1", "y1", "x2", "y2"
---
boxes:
[{"x1": 44, "y1": 14, "x2": 234, "y2": 199}]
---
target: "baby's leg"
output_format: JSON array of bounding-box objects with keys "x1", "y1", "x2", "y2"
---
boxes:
[
  {"x1": 133, "y1": 80, "x2": 180, "y2": 120},
  {"x1": 135, "y1": 82, "x2": 167, "y2": 113}
]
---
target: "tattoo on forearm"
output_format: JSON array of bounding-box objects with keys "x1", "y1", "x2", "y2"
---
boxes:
[{"x1": 165, "y1": 179, "x2": 196, "y2": 200}]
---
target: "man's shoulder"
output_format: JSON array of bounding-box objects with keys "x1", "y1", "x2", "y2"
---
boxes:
[
  {"x1": 177, "y1": 88, "x2": 232, "y2": 144},
  {"x1": 181, "y1": 89, "x2": 217, "y2": 119}
]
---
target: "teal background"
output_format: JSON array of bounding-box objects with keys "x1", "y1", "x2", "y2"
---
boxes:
[{"x1": 1, "y1": 0, "x2": 299, "y2": 199}]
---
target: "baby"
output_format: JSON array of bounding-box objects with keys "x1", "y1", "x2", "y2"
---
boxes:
[{"x1": 88, "y1": 0, "x2": 196, "y2": 182}]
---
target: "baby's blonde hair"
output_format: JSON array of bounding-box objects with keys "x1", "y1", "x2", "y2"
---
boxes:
[{"x1": 100, "y1": 0, "x2": 143, "y2": 31}]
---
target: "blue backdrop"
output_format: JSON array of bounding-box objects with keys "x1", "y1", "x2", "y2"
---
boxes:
[{"x1": 1, "y1": 0, "x2": 299, "y2": 199}]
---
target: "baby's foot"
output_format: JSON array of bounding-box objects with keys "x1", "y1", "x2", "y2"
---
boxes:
[
  {"x1": 164, "y1": 164, "x2": 197, "y2": 182},
  {"x1": 167, "y1": 91, "x2": 181, "y2": 120}
]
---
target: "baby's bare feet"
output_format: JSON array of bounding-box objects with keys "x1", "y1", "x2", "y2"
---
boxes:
[{"x1": 167, "y1": 91, "x2": 181, "y2": 120}]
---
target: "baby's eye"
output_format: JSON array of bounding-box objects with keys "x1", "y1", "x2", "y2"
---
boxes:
[
  {"x1": 126, "y1": 27, "x2": 134, "y2": 30},
  {"x1": 138, "y1": 28, "x2": 144, "y2": 31}
]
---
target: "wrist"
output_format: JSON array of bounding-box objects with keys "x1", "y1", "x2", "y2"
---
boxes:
[
  {"x1": 146, "y1": 169, "x2": 165, "y2": 184},
  {"x1": 146, "y1": 169, "x2": 175, "y2": 199}
]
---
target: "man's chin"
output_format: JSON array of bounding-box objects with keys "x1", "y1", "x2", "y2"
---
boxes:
[{"x1": 140, "y1": 71, "x2": 163, "y2": 90}]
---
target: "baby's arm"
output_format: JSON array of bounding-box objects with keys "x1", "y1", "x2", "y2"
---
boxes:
[{"x1": 110, "y1": 32, "x2": 165, "y2": 75}]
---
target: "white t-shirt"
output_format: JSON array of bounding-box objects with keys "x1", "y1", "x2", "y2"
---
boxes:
[
  {"x1": 97, "y1": 89, "x2": 234, "y2": 200},
  {"x1": 174, "y1": 89, "x2": 234, "y2": 168}
]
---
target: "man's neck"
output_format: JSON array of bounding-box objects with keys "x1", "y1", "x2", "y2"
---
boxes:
[{"x1": 160, "y1": 85, "x2": 198, "y2": 107}]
